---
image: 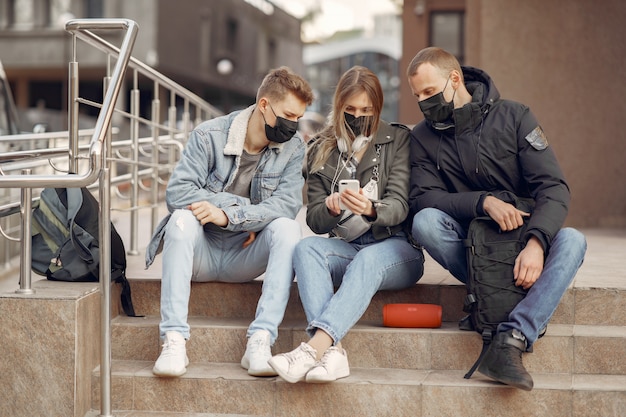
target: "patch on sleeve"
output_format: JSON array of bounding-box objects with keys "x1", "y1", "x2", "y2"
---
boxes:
[{"x1": 525, "y1": 126, "x2": 549, "y2": 150}]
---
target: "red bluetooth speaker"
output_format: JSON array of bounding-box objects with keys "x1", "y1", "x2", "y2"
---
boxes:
[{"x1": 382, "y1": 304, "x2": 442, "y2": 328}]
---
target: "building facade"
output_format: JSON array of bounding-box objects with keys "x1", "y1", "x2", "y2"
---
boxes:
[
  {"x1": 0, "y1": 0, "x2": 305, "y2": 128},
  {"x1": 304, "y1": 35, "x2": 401, "y2": 123},
  {"x1": 400, "y1": 0, "x2": 626, "y2": 228}
]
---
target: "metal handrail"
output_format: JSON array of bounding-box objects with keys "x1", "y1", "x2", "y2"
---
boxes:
[
  {"x1": 0, "y1": 17, "x2": 223, "y2": 417},
  {"x1": 70, "y1": 24, "x2": 222, "y2": 119},
  {"x1": 0, "y1": 19, "x2": 138, "y2": 417},
  {"x1": 0, "y1": 19, "x2": 140, "y2": 188}
]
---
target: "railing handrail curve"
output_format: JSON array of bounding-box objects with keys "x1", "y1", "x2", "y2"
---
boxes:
[
  {"x1": 66, "y1": 19, "x2": 222, "y2": 119},
  {"x1": 0, "y1": 19, "x2": 137, "y2": 188}
]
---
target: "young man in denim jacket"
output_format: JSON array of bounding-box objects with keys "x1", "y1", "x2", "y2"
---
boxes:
[{"x1": 146, "y1": 67, "x2": 314, "y2": 377}]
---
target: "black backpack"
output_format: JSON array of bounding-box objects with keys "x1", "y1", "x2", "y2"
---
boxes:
[
  {"x1": 31, "y1": 187, "x2": 138, "y2": 317},
  {"x1": 461, "y1": 215, "x2": 531, "y2": 379}
]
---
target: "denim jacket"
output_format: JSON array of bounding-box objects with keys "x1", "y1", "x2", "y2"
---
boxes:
[{"x1": 145, "y1": 105, "x2": 306, "y2": 267}]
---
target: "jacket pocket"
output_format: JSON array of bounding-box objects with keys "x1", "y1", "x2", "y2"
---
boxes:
[{"x1": 258, "y1": 174, "x2": 281, "y2": 200}]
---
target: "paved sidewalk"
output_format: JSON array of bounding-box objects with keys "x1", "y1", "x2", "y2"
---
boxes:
[
  {"x1": 119, "y1": 206, "x2": 626, "y2": 291},
  {"x1": 2, "y1": 205, "x2": 625, "y2": 293}
]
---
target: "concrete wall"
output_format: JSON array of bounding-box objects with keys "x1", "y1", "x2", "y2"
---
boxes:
[
  {"x1": 0, "y1": 281, "x2": 100, "y2": 417},
  {"x1": 401, "y1": 0, "x2": 626, "y2": 228}
]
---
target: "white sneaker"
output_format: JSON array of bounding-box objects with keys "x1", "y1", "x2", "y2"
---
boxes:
[
  {"x1": 268, "y1": 342, "x2": 317, "y2": 383},
  {"x1": 305, "y1": 346, "x2": 350, "y2": 383},
  {"x1": 241, "y1": 330, "x2": 278, "y2": 377},
  {"x1": 152, "y1": 331, "x2": 189, "y2": 377}
]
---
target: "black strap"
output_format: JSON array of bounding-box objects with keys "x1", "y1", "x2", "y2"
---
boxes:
[
  {"x1": 464, "y1": 329, "x2": 493, "y2": 379},
  {"x1": 111, "y1": 269, "x2": 142, "y2": 317}
]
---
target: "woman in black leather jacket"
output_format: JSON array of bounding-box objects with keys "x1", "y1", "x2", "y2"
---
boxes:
[{"x1": 268, "y1": 66, "x2": 425, "y2": 384}]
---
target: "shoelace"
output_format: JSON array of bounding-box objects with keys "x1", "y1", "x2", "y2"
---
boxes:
[
  {"x1": 248, "y1": 337, "x2": 269, "y2": 356},
  {"x1": 285, "y1": 345, "x2": 314, "y2": 365},
  {"x1": 161, "y1": 339, "x2": 183, "y2": 357},
  {"x1": 316, "y1": 347, "x2": 339, "y2": 368}
]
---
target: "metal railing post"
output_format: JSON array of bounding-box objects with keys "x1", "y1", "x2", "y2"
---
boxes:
[
  {"x1": 68, "y1": 36, "x2": 79, "y2": 173},
  {"x1": 16, "y1": 169, "x2": 34, "y2": 295},
  {"x1": 98, "y1": 73, "x2": 113, "y2": 417},
  {"x1": 150, "y1": 84, "x2": 160, "y2": 231},
  {"x1": 128, "y1": 70, "x2": 140, "y2": 255}
]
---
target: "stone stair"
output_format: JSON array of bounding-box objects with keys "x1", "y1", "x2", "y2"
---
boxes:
[
  {"x1": 3, "y1": 205, "x2": 625, "y2": 416},
  {"x1": 88, "y1": 226, "x2": 626, "y2": 416}
]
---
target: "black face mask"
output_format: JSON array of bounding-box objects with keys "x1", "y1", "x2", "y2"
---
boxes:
[
  {"x1": 344, "y1": 112, "x2": 371, "y2": 137},
  {"x1": 419, "y1": 78, "x2": 455, "y2": 123},
  {"x1": 264, "y1": 103, "x2": 298, "y2": 143}
]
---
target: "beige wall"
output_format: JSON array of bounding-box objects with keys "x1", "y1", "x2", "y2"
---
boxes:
[{"x1": 401, "y1": 0, "x2": 626, "y2": 228}]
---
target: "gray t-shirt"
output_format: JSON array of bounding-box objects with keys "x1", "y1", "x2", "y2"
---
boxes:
[{"x1": 225, "y1": 150, "x2": 263, "y2": 198}]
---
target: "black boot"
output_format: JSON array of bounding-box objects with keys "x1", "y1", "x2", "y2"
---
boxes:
[{"x1": 477, "y1": 330, "x2": 534, "y2": 391}]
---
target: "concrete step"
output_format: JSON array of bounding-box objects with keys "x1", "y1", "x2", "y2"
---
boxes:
[
  {"x1": 96, "y1": 225, "x2": 626, "y2": 417},
  {"x1": 85, "y1": 411, "x2": 256, "y2": 417},
  {"x1": 122, "y1": 277, "x2": 626, "y2": 327},
  {"x1": 92, "y1": 360, "x2": 626, "y2": 417},
  {"x1": 111, "y1": 315, "x2": 626, "y2": 376}
]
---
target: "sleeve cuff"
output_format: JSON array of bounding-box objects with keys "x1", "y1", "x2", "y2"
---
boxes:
[{"x1": 476, "y1": 193, "x2": 492, "y2": 217}]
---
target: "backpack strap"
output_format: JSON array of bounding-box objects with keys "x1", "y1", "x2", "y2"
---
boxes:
[
  {"x1": 464, "y1": 329, "x2": 493, "y2": 379},
  {"x1": 64, "y1": 187, "x2": 83, "y2": 223},
  {"x1": 65, "y1": 188, "x2": 96, "y2": 264},
  {"x1": 111, "y1": 269, "x2": 141, "y2": 317}
]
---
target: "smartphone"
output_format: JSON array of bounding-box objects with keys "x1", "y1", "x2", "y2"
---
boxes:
[{"x1": 338, "y1": 179, "x2": 360, "y2": 210}]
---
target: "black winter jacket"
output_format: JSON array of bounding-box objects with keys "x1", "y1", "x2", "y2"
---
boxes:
[{"x1": 409, "y1": 66, "x2": 570, "y2": 250}]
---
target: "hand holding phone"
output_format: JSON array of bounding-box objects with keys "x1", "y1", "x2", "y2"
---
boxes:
[{"x1": 338, "y1": 179, "x2": 360, "y2": 210}]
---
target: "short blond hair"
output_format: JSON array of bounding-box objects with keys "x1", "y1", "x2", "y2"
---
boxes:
[{"x1": 256, "y1": 66, "x2": 314, "y2": 105}]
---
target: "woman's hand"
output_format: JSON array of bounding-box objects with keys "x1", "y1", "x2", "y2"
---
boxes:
[
  {"x1": 325, "y1": 192, "x2": 342, "y2": 216},
  {"x1": 340, "y1": 188, "x2": 375, "y2": 217}
]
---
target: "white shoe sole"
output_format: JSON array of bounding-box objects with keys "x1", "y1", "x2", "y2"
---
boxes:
[
  {"x1": 241, "y1": 356, "x2": 278, "y2": 377},
  {"x1": 152, "y1": 365, "x2": 187, "y2": 377},
  {"x1": 305, "y1": 366, "x2": 350, "y2": 383},
  {"x1": 152, "y1": 356, "x2": 189, "y2": 377},
  {"x1": 247, "y1": 366, "x2": 279, "y2": 377}
]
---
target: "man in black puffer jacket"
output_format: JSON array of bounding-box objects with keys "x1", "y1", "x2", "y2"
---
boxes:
[{"x1": 406, "y1": 47, "x2": 587, "y2": 391}]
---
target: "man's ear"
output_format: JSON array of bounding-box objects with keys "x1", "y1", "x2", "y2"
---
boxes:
[
  {"x1": 450, "y1": 69, "x2": 462, "y2": 89},
  {"x1": 258, "y1": 97, "x2": 269, "y2": 112}
]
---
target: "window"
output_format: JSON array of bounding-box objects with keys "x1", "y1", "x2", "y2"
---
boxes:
[
  {"x1": 84, "y1": 0, "x2": 103, "y2": 18},
  {"x1": 226, "y1": 18, "x2": 238, "y2": 51},
  {"x1": 267, "y1": 38, "x2": 276, "y2": 69},
  {"x1": 34, "y1": 0, "x2": 51, "y2": 28},
  {"x1": 0, "y1": 0, "x2": 15, "y2": 28},
  {"x1": 430, "y1": 11, "x2": 465, "y2": 63}
]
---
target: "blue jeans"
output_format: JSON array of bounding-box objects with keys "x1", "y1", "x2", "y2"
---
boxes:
[
  {"x1": 412, "y1": 208, "x2": 587, "y2": 346},
  {"x1": 159, "y1": 209, "x2": 300, "y2": 343},
  {"x1": 293, "y1": 231, "x2": 425, "y2": 344}
]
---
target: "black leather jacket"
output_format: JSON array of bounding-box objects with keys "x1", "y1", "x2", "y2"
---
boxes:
[{"x1": 307, "y1": 121, "x2": 411, "y2": 241}]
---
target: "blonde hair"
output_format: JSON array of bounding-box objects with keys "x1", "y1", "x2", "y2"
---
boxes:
[
  {"x1": 256, "y1": 66, "x2": 314, "y2": 105},
  {"x1": 309, "y1": 66, "x2": 383, "y2": 173}
]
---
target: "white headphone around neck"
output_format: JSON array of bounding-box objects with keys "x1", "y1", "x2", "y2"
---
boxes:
[{"x1": 337, "y1": 134, "x2": 372, "y2": 154}]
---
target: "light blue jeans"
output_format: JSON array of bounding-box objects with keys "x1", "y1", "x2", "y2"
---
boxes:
[
  {"x1": 159, "y1": 209, "x2": 300, "y2": 343},
  {"x1": 293, "y1": 231, "x2": 425, "y2": 344},
  {"x1": 411, "y1": 208, "x2": 587, "y2": 347}
]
